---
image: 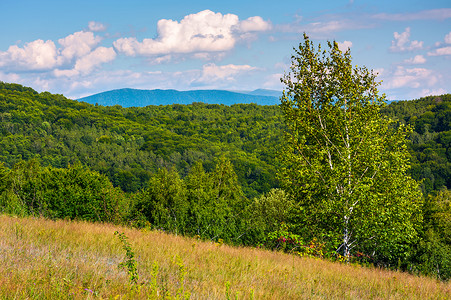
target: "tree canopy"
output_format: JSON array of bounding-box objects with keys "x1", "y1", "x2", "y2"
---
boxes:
[
  {"x1": 0, "y1": 77, "x2": 450, "y2": 278},
  {"x1": 278, "y1": 34, "x2": 423, "y2": 262}
]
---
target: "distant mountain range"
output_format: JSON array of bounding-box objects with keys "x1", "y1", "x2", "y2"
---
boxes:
[{"x1": 77, "y1": 88, "x2": 282, "y2": 107}]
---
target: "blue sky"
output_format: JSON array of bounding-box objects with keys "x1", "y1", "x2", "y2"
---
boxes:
[{"x1": 0, "y1": 0, "x2": 450, "y2": 100}]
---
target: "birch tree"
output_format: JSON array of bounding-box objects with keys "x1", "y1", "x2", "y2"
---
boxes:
[{"x1": 279, "y1": 34, "x2": 422, "y2": 263}]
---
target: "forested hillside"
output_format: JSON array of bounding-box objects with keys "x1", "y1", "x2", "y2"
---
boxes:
[
  {"x1": 77, "y1": 88, "x2": 280, "y2": 107},
  {"x1": 1, "y1": 82, "x2": 449, "y2": 197},
  {"x1": 0, "y1": 82, "x2": 283, "y2": 198},
  {"x1": 0, "y1": 82, "x2": 450, "y2": 280},
  {"x1": 381, "y1": 94, "x2": 451, "y2": 195}
]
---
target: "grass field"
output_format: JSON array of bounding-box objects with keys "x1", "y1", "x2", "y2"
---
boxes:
[{"x1": 0, "y1": 214, "x2": 449, "y2": 299}]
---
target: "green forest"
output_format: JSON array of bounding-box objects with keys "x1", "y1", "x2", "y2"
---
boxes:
[
  {"x1": 0, "y1": 82, "x2": 282, "y2": 198},
  {"x1": 0, "y1": 73, "x2": 450, "y2": 280}
]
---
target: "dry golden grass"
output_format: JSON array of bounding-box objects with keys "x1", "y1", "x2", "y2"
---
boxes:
[{"x1": 0, "y1": 214, "x2": 449, "y2": 299}]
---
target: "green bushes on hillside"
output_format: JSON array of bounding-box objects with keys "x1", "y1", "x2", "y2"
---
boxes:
[
  {"x1": 1, "y1": 82, "x2": 451, "y2": 280},
  {"x1": 0, "y1": 81, "x2": 283, "y2": 198},
  {"x1": 0, "y1": 160, "x2": 128, "y2": 223},
  {"x1": 131, "y1": 157, "x2": 249, "y2": 243},
  {"x1": 381, "y1": 94, "x2": 451, "y2": 195}
]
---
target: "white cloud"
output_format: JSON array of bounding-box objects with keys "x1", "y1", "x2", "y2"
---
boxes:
[
  {"x1": 263, "y1": 73, "x2": 284, "y2": 90},
  {"x1": 0, "y1": 30, "x2": 115, "y2": 77},
  {"x1": 419, "y1": 88, "x2": 447, "y2": 97},
  {"x1": 337, "y1": 40, "x2": 352, "y2": 52},
  {"x1": 191, "y1": 52, "x2": 227, "y2": 61},
  {"x1": 6, "y1": 62, "x2": 271, "y2": 99},
  {"x1": 113, "y1": 10, "x2": 271, "y2": 57},
  {"x1": 424, "y1": 32, "x2": 451, "y2": 56},
  {"x1": 153, "y1": 55, "x2": 173, "y2": 64},
  {"x1": 0, "y1": 39, "x2": 59, "y2": 70},
  {"x1": 0, "y1": 71, "x2": 20, "y2": 83},
  {"x1": 390, "y1": 27, "x2": 423, "y2": 52},
  {"x1": 32, "y1": 77, "x2": 51, "y2": 92},
  {"x1": 237, "y1": 16, "x2": 272, "y2": 32},
  {"x1": 404, "y1": 55, "x2": 426, "y2": 64},
  {"x1": 426, "y1": 32, "x2": 451, "y2": 56},
  {"x1": 53, "y1": 68, "x2": 79, "y2": 78},
  {"x1": 310, "y1": 21, "x2": 350, "y2": 33},
  {"x1": 74, "y1": 47, "x2": 116, "y2": 73},
  {"x1": 384, "y1": 66, "x2": 438, "y2": 89},
  {"x1": 445, "y1": 32, "x2": 451, "y2": 44},
  {"x1": 0, "y1": 31, "x2": 102, "y2": 72},
  {"x1": 51, "y1": 69, "x2": 200, "y2": 99},
  {"x1": 197, "y1": 63, "x2": 258, "y2": 83},
  {"x1": 88, "y1": 21, "x2": 107, "y2": 32},
  {"x1": 55, "y1": 47, "x2": 116, "y2": 77},
  {"x1": 428, "y1": 46, "x2": 451, "y2": 56},
  {"x1": 145, "y1": 52, "x2": 228, "y2": 65},
  {"x1": 58, "y1": 31, "x2": 102, "y2": 62}
]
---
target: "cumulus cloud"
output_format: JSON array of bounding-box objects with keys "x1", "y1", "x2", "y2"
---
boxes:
[
  {"x1": 0, "y1": 28, "x2": 115, "y2": 77},
  {"x1": 337, "y1": 40, "x2": 352, "y2": 52},
  {"x1": 0, "y1": 30, "x2": 105, "y2": 72},
  {"x1": 113, "y1": 10, "x2": 271, "y2": 57},
  {"x1": 191, "y1": 52, "x2": 227, "y2": 61},
  {"x1": 55, "y1": 47, "x2": 116, "y2": 77},
  {"x1": 0, "y1": 39, "x2": 59, "y2": 70},
  {"x1": 0, "y1": 71, "x2": 20, "y2": 83},
  {"x1": 237, "y1": 16, "x2": 272, "y2": 32},
  {"x1": 404, "y1": 55, "x2": 426, "y2": 64},
  {"x1": 58, "y1": 31, "x2": 102, "y2": 62},
  {"x1": 196, "y1": 63, "x2": 258, "y2": 83},
  {"x1": 390, "y1": 27, "x2": 423, "y2": 52},
  {"x1": 428, "y1": 47, "x2": 451, "y2": 56},
  {"x1": 384, "y1": 66, "x2": 438, "y2": 89},
  {"x1": 427, "y1": 32, "x2": 451, "y2": 56},
  {"x1": 75, "y1": 47, "x2": 116, "y2": 73},
  {"x1": 88, "y1": 21, "x2": 107, "y2": 32}
]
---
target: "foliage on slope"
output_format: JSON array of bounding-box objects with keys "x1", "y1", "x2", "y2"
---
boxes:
[
  {"x1": 1, "y1": 82, "x2": 450, "y2": 198},
  {"x1": 0, "y1": 81, "x2": 283, "y2": 198},
  {"x1": 1, "y1": 82, "x2": 450, "y2": 280},
  {"x1": 381, "y1": 94, "x2": 451, "y2": 195}
]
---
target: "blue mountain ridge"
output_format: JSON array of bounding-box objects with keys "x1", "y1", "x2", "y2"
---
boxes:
[{"x1": 77, "y1": 88, "x2": 282, "y2": 107}]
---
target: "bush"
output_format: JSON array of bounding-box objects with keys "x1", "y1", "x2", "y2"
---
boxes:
[{"x1": 0, "y1": 160, "x2": 128, "y2": 223}]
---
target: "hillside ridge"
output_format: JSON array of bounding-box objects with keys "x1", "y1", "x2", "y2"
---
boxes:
[{"x1": 77, "y1": 88, "x2": 281, "y2": 107}]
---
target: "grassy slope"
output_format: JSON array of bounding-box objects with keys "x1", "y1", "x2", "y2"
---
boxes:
[{"x1": 0, "y1": 215, "x2": 449, "y2": 299}]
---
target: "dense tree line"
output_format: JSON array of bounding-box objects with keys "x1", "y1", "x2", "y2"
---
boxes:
[
  {"x1": 1, "y1": 82, "x2": 449, "y2": 199},
  {"x1": 0, "y1": 82, "x2": 283, "y2": 198},
  {"x1": 381, "y1": 94, "x2": 451, "y2": 195},
  {"x1": 381, "y1": 95, "x2": 451, "y2": 279},
  {"x1": 0, "y1": 81, "x2": 450, "y2": 280},
  {"x1": 0, "y1": 158, "x2": 285, "y2": 247},
  {"x1": 0, "y1": 160, "x2": 127, "y2": 223}
]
